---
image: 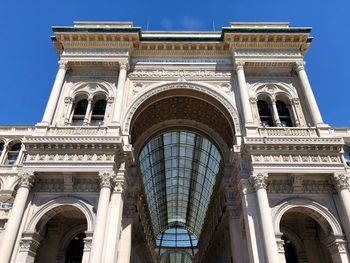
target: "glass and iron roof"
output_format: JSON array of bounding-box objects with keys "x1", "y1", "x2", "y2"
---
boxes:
[{"x1": 139, "y1": 130, "x2": 222, "y2": 259}]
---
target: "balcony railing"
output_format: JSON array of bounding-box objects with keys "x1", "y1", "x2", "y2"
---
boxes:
[
  {"x1": 47, "y1": 126, "x2": 108, "y2": 136},
  {"x1": 258, "y1": 127, "x2": 318, "y2": 137}
]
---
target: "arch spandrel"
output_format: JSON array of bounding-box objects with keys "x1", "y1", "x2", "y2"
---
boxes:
[{"x1": 122, "y1": 82, "x2": 241, "y2": 141}]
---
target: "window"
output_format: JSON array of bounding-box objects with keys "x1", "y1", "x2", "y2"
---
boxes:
[
  {"x1": 72, "y1": 99, "x2": 88, "y2": 126},
  {"x1": 6, "y1": 143, "x2": 21, "y2": 165},
  {"x1": 276, "y1": 100, "x2": 293, "y2": 127},
  {"x1": 257, "y1": 100, "x2": 273, "y2": 126},
  {"x1": 344, "y1": 146, "x2": 350, "y2": 166},
  {"x1": 91, "y1": 99, "x2": 106, "y2": 126}
]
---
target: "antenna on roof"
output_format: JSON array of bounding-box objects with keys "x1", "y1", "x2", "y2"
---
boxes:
[
  {"x1": 146, "y1": 20, "x2": 149, "y2": 31},
  {"x1": 212, "y1": 20, "x2": 216, "y2": 32}
]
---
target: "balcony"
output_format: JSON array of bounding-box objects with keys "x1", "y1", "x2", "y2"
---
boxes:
[{"x1": 258, "y1": 127, "x2": 318, "y2": 137}]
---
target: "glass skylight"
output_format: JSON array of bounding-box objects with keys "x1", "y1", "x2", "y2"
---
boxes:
[{"x1": 139, "y1": 130, "x2": 222, "y2": 259}]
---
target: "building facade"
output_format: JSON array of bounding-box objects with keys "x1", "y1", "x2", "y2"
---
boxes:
[{"x1": 0, "y1": 21, "x2": 350, "y2": 263}]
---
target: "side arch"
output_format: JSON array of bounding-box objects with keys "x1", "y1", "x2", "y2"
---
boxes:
[
  {"x1": 272, "y1": 198, "x2": 343, "y2": 236},
  {"x1": 122, "y1": 81, "x2": 241, "y2": 138},
  {"x1": 26, "y1": 196, "x2": 94, "y2": 232}
]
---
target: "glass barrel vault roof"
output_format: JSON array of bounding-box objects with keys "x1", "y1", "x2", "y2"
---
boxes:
[{"x1": 139, "y1": 131, "x2": 222, "y2": 241}]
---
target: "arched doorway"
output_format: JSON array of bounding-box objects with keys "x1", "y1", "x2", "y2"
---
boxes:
[
  {"x1": 34, "y1": 205, "x2": 87, "y2": 263},
  {"x1": 128, "y1": 86, "x2": 238, "y2": 261},
  {"x1": 277, "y1": 206, "x2": 348, "y2": 263}
]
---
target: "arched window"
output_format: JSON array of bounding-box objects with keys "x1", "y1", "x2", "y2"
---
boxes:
[
  {"x1": 0, "y1": 142, "x2": 4, "y2": 155},
  {"x1": 344, "y1": 145, "x2": 350, "y2": 166},
  {"x1": 282, "y1": 235, "x2": 299, "y2": 263},
  {"x1": 257, "y1": 100, "x2": 273, "y2": 126},
  {"x1": 91, "y1": 99, "x2": 106, "y2": 126},
  {"x1": 276, "y1": 100, "x2": 293, "y2": 127},
  {"x1": 72, "y1": 99, "x2": 88, "y2": 126},
  {"x1": 6, "y1": 143, "x2": 21, "y2": 165}
]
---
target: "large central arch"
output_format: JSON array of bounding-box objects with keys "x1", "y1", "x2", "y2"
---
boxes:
[{"x1": 125, "y1": 82, "x2": 239, "y2": 261}]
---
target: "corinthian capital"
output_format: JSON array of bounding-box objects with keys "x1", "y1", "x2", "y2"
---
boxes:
[
  {"x1": 113, "y1": 176, "x2": 126, "y2": 193},
  {"x1": 333, "y1": 173, "x2": 350, "y2": 190},
  {"x1": 119, "y1": 60, "x2": 129, "y2": 71},
  {"x1": 234, "y1": 61, "x2": 245, "y2": 71},
  {"x1": 58, "y1": 60, "x2": 69, "y2": 70},
  {"x1": 17, "y1": 171, "x2": 36, "y2": 189},
  {"x1": 294, "y1": 61, "x2": 305, "y2": 72},
  {"x1": 98, "y1": 170, "x2": 115, "y2": 188},
  {"x1": 249, "y1": 172, "x2": 268, "y2": 190}
]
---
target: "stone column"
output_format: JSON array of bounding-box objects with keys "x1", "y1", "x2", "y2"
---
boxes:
[
  {"x1": 117, "y1": 218, "x2": 133, "y2": 263},
  {"x1": 234, "y1": 61, "x2": 254, "y2": 125},
  {"x1": 333, "y1": 173, "x2": 350, "y2": 243},
  {"x1": 228, "y1": 207, "x2": 244, "y2": 263},
  {"x1": 294, "y1": 62, "x2": 323, "y2": 126},
  {"x1": 249, "y1": 173, "x2": 279, "y2": 263},
  {"x1": 83, "y1": 97, "x2": 93, "y2": 125},
  {"x1": 271, "y1": 99, "x2": 281, "y2": 127},
  {"x1": 41, "y1": 60, "x2": 69, "y2": 126},
  {"x1": 103, "y1": 174, "x2": 126, "y2": 263},
  {"x1": 324, "y1": 236, "x2": 350, "y2": 263},
  {"x1": 239, "y1": 179, "x2": 265, "y2": 263},
  {"x1": 112, "y1": 60, "x2": 129, "y2": 125},
  {"x1": 64, "y1": 97, "x2": 74, "y2": 125},
  {"x1": 0, "y1": 171, "x2": 36, "y2": 263},
  {"x1": 0, "y1": 141, "x2": 9, "y2": 165},
  {"x1": 290, "y1": 99, "x2": 301, "y2": 127},
  {"x1": 82, "y1": 231, "x2": 93, "y2": 263},
  {"x1": 88, "y1": 171, "x2": 114, "y2": 263}
]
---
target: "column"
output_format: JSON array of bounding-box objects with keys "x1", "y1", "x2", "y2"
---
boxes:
[
  {"x1": 0, "y1": 141, "x2": 9, "y2": 164},
  {"x1": 117, "y1": 218, "x2": 133, "y2": 263},
  {"x1": 234, "y1": 61, "x2": 254, "y2": 125},
  {"x1": 88, "y1": 171, "x2": 114, "y2": 263},
  {"x1": 64, "y1": 97, "x2": 74, "y2": 125},
  {"x1": 41, "y1": 60, "x2": 69, "y2": 126},
  {"x1": 0, "y1": 171, "x2": 36, "y2": 263},
  {"x1": 294, "y1": 62, "x2": 323, "y2": 126},
  {"x1": 83, "y1": 97, "x2": 93, "y2": 125},
  {"x1": 103, "y1": 175, "x2": 126, "y2": 263},
  {"x1": 249, "y1": 173, "x2": 279, "y2": 263},
  {"x1": 290, "y1": 99, "x2": 301, "y2": 127},
  {"x1": 333, "y1": 173, "x2": 350, "y2": 243},
  {"x1": 271, "y1": 99, "x2": 281, "y2": 127},
  {"x1": 112, "y1": 60, "x2": 129, "y2": 125},
  {"x1": 228, "y1": 207, "x2": 244, "y2": 263},
  {"x1": 239, "y1": 179, "x2": 265, "y2": 263},
  {"x1": 16, "y1": 231, "x2": 43, "y2": 263}
]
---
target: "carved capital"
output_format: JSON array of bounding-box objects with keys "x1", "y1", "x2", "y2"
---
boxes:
[
  {"x1": 333, "y1": 173, "x2": 350, "y2": 191},
  {"x1": 294, "y1": 61, "x2": 305, "y2": 72},
  {"x1": 17, "y1": 171, "x2": 36, "y2": 189},
  {"x1": 107, "y1": 97, "x2": 114, "y2": 104},
  {"x1": 64, "y1": 97, "x2": 73, "y2": 104},
  {"x1": 249, "y1": 173, "x2": 268, "y2": 190},
  {"x1": 239, "y1": 179, "x2": 254, "y2": 195},
  {"x1": 119, "y1": 60, "x2": 129, "y2": 71},
  {"x1": 98, "y1": 170, "x2": 115, "y2": 188},
  {"x1": 58, "y1": 60, "x2": 69, "y2": 70},
  {"x1": 113, "y1": 176, "x2": 126, "y2": 193},
  {"x1": 234, "y1": 61, "x2": 245, "y2": 71}
]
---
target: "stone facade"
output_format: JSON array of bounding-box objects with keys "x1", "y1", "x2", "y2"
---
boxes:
[{"x1": 0, "y1": 21, "x2": 349, "y2": 263}]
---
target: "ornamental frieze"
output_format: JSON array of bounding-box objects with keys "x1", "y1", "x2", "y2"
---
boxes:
[
  {"x1": 26, "y1": 153, "x2": 115, "y2": 162},
  {"x1": 128, "y1": 69, "x2": 232, "y2": 79},
  {"x1": 252, "y1": 154, "x2": 342, "y2": 164}
]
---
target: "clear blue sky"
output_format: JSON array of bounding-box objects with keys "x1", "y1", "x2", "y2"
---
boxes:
[{"x1": 0, "y1": 0, "x2": 349, "y2": 126}]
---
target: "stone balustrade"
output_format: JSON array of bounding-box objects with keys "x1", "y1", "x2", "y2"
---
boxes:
[
  {"x1": 258, "y1": 127, "x2": 318, "y2": 137},
  {"x1": 47, "y1": 126, "x2": 108, "y2": 136}
]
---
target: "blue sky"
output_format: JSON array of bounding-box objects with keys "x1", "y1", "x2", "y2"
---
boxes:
[{"x1": 0, "y1": 0, "x2": 349, "y2": 126}]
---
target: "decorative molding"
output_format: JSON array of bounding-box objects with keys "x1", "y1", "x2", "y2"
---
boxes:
[
  {"x1": 17, "y1": 171, "x2": 36, "y2": 189},
  {"x1": 98, "y1": 170, "x2": 115, "y2": 188},
  {"x1": 332, "y1": 173, "x2": 350, "y2": 190},
  {"x1": 128, "y1": 69, "x2": 232, "y2": 79},
  {"x1": 26, "y1": 153, "x2": 115, "y2": 163},
  {"x1": 252, "y1": 154, "x2": 342, "y2": 164},
  {"x1": 249, "y1": 172, "x2": 268, "y2": 190}
]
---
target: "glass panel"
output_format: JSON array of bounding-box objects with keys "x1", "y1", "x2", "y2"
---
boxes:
[
  {"x1": 276, "y1": 100, "x2": 293, "y2": 127},
  {"x1": 344, "y1": 146, "x2": 350, "y2": 166},
  {"x1": 139, "y1": 131, "x2": 222, "y2": 259},
  {"x1": 257, "y1": 100, "x2": 273, "y2": 126}
]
